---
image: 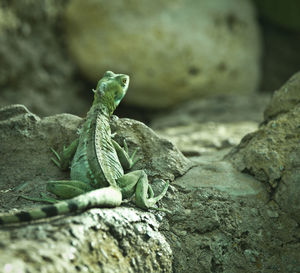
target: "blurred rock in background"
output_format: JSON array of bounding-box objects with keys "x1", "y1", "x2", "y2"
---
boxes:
[
  {"x1": 64, "y1": 0, "x2": 261, "y2": 108},
  {"x1": 0, "y1": 0, "x2": 89, "y2": 117},
  {"x1": 0, "y1": 0, "x2": 299, "y2": 121}
]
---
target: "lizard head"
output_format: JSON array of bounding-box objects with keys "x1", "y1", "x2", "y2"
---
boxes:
[{"x1": 93, "y1": 71, "x2": 130, "y2": 114}]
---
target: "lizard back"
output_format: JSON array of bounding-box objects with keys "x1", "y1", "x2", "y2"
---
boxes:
[{"x1": 70, "y1": 105, "x2": 123, "y2": 188}]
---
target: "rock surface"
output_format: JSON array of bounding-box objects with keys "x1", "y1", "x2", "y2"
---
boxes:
[
  {"x1": 227, "y1": 73, "x2": 300, "y2": 222},
  {"x1": 64, "y1": 0, "x2": 261, "y2": 108},
  {"x1": 174, "y1": 161, "x2": 268, "y2": 200},
  {"x1": 263, "y1": 71, "x2": 300, "y2": 120},
  {"x1": 162, "y1": 186, "x2": 299, "y2": 273},
  {"x1": 150, "y1": 88, "x2": 300, "y2": 272},
  {"x1": 0, "y1": 104, "x2": 188, "y2": 272},
  {"x1": 0, "y1": 207, "x2": 172, "y2": 273},
  {"x1": 1, "y1": 93, "x2": 300, "y2": 273},
  {"x1": 111, "y1": 117, "x2": 193, "y2": 181}
]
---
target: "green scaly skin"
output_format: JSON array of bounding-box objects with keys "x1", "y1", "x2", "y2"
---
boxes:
[{"x1": 0, "y1": 71, "x2": 169, "y2": 225}]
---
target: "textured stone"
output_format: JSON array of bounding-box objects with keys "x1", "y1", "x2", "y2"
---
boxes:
[
  {"x1": 110, "y1": 117, "x2": 193, "y2": 181},
  {"x1": 226, "y1": 72, "x2": 300, "y2": 221},
  {"x1": 162, "y1": 186, "x2": 300, "y2": 273},
  {"x1": 64, "y1": 0, "x2": 261, "y2": 108},
  {"x1": 0, "y1": 104, "x2": 178, "y2": 272},
  {"x1": 174, "y1": 161, "x2": 268, "y2": 200},
  {"x1": 0, "y1": 207, "x2": 172, "y2": 273},
  {"x1": 1, "y1": 99, "x2": 300, "y2": 272},
  {"x1": 264, "y1": 71, "x2": 300, "y2": 120}
]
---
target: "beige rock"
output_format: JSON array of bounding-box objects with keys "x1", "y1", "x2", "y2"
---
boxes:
[{"x1": 64, "y1": 0, "x2": 261, "y2": 108}]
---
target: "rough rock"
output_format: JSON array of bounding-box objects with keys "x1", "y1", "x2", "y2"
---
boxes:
[
  {"x1": 226, "y1": 72, "x2": 300, "y2": 222},
  {"x1": 174, "y1": 161, "x2": 268, "y2": 200},
  {"x1": 155, "y1": 121, "x2": 258, "y2": 156},
  {"x1": 64, "y1": 0, "x2": 261, "y2": 108},
  {"x1": 0, "y1": 104, "x2": 190, "y2": 272},
  {"x1": 161, "y1": 186, "x2": 299, "y2": 273},
  {"x1": 1, "y1": 100, "x2": 300, "y2": 272},
  {"x1": 111, "y1": 117, "x2": 193, "y2": 181},
  {"x1": 0, "y1": 207, "x2": 172, "y2": 273},
  {"x1": 147, "y1": 89, "x2": 299, "y2": 272},
  {"x1": 264, "y1": 71, "x2": 300, "y2": 120},
  {"x1": 0, "y1": 1, "x2": 89, "y2": 116}
]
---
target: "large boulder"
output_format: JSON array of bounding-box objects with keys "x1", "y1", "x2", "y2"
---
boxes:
[{"x1": 64, "y1": 0, "x2": 261, "y2": 108}]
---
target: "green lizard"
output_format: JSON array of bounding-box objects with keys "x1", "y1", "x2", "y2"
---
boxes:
[{"x1": 0, "y1": 71, "x2": 169, "y2": 225}]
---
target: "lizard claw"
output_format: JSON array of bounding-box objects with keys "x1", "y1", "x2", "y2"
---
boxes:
[
  {"x1": 129, "y1": 147, "x2": 141, "y2": 167},
  {"x1": 123, "y1": 139, "x2": 129, "y2": 154},
  {"x1": 131, "y1": 148, "x2": 140, "y2": 165},
  {"x1": 123, "y1": 139, "x2": 140, "y2": 168},
  {"x1": 50, "y1": 147, "x2": 61, "y2": 168}
]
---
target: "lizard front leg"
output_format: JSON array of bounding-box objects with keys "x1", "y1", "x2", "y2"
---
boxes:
[{"x1": 51, "y1": 138, "x2": 79, "y2": 170}]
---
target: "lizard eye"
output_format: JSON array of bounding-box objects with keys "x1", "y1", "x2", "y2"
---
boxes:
[{"x1": 122, "y1": 78, "x2": 127, "y2": 84}]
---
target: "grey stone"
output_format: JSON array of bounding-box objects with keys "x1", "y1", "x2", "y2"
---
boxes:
[
  {"x1": 274, "y1": 169, "x2": 300, "y2": 221},
  {"x1": 264, "y1": 71, "x2": 300, "y2": 120},
  {"x1": 1, "y1": 100, "x2": 300, "y2": 273},
  {"x1": 110, "y1": 117, "x2": 193, "y2": 181},
  {"x1": 0, "y1": 207, "x2": 172, "y2": 273},
  {"x1": 152, "y1": 94, "x2": 270, "y2": 156},
  {"x1": 152, "y1": 94, "x2": 270, "y2": 129},
  {"x1": 174, "y1": 161, "x2": 268, "y2": 200},
  {"x1": 146, "y1": 87, "x2": 300, "y2": 272},
  {"x1": 156, "y1": 121, "x2": 258, "y2": 156},
  {"x1": 64, "y1": 0, "x2": 261, "y2": 108},
  {"x1": 227, "y1": 72, "x2": 300, "y2": 222},
  {"x1": 0, "y1": 104, "x2": 188, "y2": 272},
  {"x1": 161, "y1": 186, "x2": 300, "y2": 273}
]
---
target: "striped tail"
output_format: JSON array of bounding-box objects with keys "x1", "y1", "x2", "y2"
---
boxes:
[{"x1": 0, "y1": 186, "x2": 122, "y2": 225}]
